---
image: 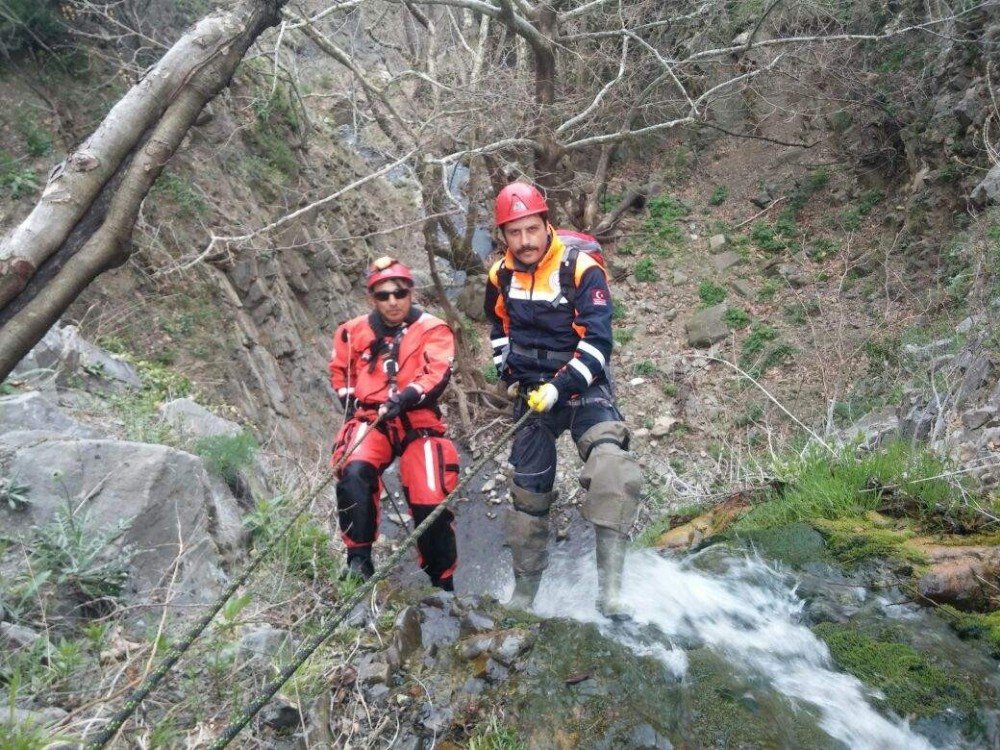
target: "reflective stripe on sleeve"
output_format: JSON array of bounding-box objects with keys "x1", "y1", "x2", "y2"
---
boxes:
[
  {"x1": 569, "y1": 357, "x2": 595, "y2": 385},
  {"x1": 577, "y1": 340, "x2": 606, "y2": 369}
]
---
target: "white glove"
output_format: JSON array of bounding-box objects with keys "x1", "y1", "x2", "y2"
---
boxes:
[{"x1": 527, "y1": 382, "x2": 559, "y2": 413}]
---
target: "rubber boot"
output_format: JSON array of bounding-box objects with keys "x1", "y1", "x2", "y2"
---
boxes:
[
  {"x1": 506, "y1": 571, "x2": 542, "y2": 610},
  {"x1": 595, "y1": 527, "x2": 628, "y2": 620},
  {"x1": 344, "y1": 552, "x2": 374, "y2": 582}
]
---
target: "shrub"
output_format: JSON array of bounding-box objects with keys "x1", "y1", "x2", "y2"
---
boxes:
[
  {"x1": 613, "y1": 327, "x2": 634, "y2": 346},
  {"x1": 244, "y1": 495, "x2": 339, "y2": 581},
  {"x1": 632, "y1": 360, "x2": 657, "y2": 377},
  {"x1": 27, "y1": 502, "x2": 131, "y2": 610},
  {"x1": 633, "y1": 257, "x2": 658, "y2": 282},
  {"x1": 708, "y1": 185, "x2": 729, "y2": 206},
  {"x1": 0, "y1": 151, "x2": 38, "y2": 199},
  {"x1": 643, "y1": 195, "x2": 688, "y2": 246},
  {"x1": 724, "y1": 307, "x2": 750, "y2": 328},
  {"x1": 482, "y1": 363, "x2": 499, "y2": 384},
  {"x1": 698, "y1": 280, "x2": 726, "y2": 305},
  {"x1": 193, "y1": 431, "x2": 257, "y2": 485},
  {"x1": 750, "y1": 222, "x2": 785, "y2": 253}
]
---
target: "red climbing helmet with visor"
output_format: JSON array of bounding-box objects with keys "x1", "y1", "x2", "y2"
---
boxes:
[
  {"x1": 366, "y1": 256, "x2": 414, "y2": 291},
  {"x1": 494, "y1": 182, "x2": 549, "y2": 227}
]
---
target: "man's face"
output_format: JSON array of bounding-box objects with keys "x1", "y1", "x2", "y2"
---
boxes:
[
  {"x1": 501, "y1": 214, "x2": 548, "y2": 267},
  {"x1": 369, "y1": 279, "x2": 412, "y2": 326}
]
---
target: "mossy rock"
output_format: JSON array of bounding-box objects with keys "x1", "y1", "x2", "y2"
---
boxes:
[
  {"x1": 734, "y1": 522, "x2": 829, "y2": 568},
  {"x1": 509, "y1": 620, "x2": 840, "y2": 748},
  {"x1": 813, "y1": 622, "x2": 978, "y2": 719},
  {"x1": 810, "y1": 517, "x2": 923, "y2": 568}
]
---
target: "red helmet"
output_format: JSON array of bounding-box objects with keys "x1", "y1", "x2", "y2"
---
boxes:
[
  {"x1": 366, "y1": 256, "x2": 414, "y2": 290},
  {"x1": 494, "y1": 182, "x2": 548, "y2": 227}
]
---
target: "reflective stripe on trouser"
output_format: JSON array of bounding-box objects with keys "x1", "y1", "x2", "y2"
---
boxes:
[
  {"x1": 400, "y1": 436, "x2": 460, "y2": 584},
  {"x1": 504, "y1": 485, "x2": 556, "y2": 576},
  {"x1": 576, "y1": 421, "x2": 641, "y2": 535}
]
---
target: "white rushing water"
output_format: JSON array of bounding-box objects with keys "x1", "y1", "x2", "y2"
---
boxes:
[{"x1": 530, "y1": 545, "x2": 940, "y2": 750}]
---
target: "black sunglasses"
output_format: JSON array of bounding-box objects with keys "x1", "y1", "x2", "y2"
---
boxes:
[{"x1": 372, "y1": 288, "x2": 411, "y2": 302}]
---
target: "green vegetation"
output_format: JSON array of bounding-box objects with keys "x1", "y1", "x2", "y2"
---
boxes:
[
  {"x1": 632, "y1": 360, "x2": 657, "y2": 377},
  {"x1": 613, "y1": 327, "x2": 635, "y2": 346},
  {"x1": 20, "y1": 502, "x2": 131, "y2": 612},
  {"x1": 723, "y1": 306, "x2": 750, "y2": 328},
  {"x1": 0, "y1": 150, "x2": 38, "y2": 199},
  {"x1": 813, "y1": 623, "x2": 976, "y2": 717},
  {"x1": 642, "y1": 195, "x2": 688, "y2": 247},
  {"x1": 244, "y1": 495, "x2": 339, "y2": 582},
  {"x1": 698, "y1": 280, "x2": 727, "y2": 306},
  {"x1": 709, "y1": 185, "x2": 729, "y2": 206},
  {"x1": 611, "y1": 299, "x2": 628, "y2": 320},
  {"x1": 840, "y1": 189, "x2": 883, "y2": 230},
  {"x1": 483, "y1": 362, "x2": 500, "y2": 384},
  {"x1": 0, "y1": 476, "x2": 31, "y2": 511},
  {"x1": 193, "y1": 431, "x2": 257, "y2": 485},
  {"x1": 750, "y1": 221, "x2": 787, "y2": 253},
  {"x1": 151, "y1": 171, "x2": 207, "y2": 217},
  {"x1": 758, "y1": 278, "x2": 780, "y2": 301},
  {"x1": 945, "y1": 608, "x2": 1000, "y2": 658},
  {"x1": 0, "y1": 0, "x2": 64, "y2": 60},
  {"x1": 733, "y1": 402, "x2": 763, "y2": 427},
  {"x1": 736, "y1": 441, "x2": 973, "y2": 535},
  {"x1": 106, "y1": 357, "x2": 191, "y2": 444},
  {"x1": 738, "y1": 322, "x2": 794, "y2": 378},
  {"x1": 468, "y1": 717, "x2": 526, "y2": 750},
  {"x1": 633, "y1": 257, "x2": 659, "y2": 282}
]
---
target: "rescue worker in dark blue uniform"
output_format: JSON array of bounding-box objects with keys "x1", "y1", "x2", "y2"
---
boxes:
[{"x1": 484, "y1": 182, "x2": 642, "y2": 618}]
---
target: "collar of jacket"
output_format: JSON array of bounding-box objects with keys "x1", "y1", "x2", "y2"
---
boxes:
[
  {"x1": 504, "y1": 224, "x2": 563, "y2": 273},
  {"x1": 368, "y1": 305, "x2": 423, "y2": 338}
]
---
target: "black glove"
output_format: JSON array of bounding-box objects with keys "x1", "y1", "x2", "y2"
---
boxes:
[{"x1": 379, "y1": 385, "x2": 421, "y2": 421}]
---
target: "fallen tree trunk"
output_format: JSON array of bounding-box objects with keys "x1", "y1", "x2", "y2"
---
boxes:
[{"x1": 0, "y1": 0, "x2": 287, "y2": 381}]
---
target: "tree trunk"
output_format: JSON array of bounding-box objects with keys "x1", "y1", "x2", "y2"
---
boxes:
[{"x1": 0, "y1": 0, "x2": 286, "y2": 381}]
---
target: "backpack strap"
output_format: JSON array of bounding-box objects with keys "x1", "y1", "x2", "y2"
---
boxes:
[
  {"x1": 497, "y1": 259, "x2": 514, "y2": 302},
  {"x1": 559, "y1": 245, "x2": 580, "y2": 307}
]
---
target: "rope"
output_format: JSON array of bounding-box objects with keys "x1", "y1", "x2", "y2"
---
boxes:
[
  {"x1": 83, "y1": 418, "x2": 380, "y2": 750},
  {"x1": 207, "y1": 409, "x2": 532, "y2": 749}
]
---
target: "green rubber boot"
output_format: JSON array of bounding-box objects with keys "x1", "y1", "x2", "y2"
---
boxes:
[
  {"x1": 506, "y1": 571, "x2": 542, "y2": 610},
  {"x1": 595, "y1": 527, "x2": 629, "y2": 620}
]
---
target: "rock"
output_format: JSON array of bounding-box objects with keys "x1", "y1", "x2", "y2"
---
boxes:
[
  {"x1": 664, "y1": 308, "x2": 678, "y2": 321},
  {"x1": 161, "y1": 398, "x2": 242, "y2": 439},
  {"x1": 357, "y1": 654, "x2": 391, "y2": 685},
  {"x1": 961, "y1": 407, "x2": 997, "y2": 431},
  {"x1": 671, "y1": 270, "x2": 688, "y2": 285},
  {"x1": 777, "y1": 264, "x2": 808, "y2": 288},
  {"x1": 630, "y1": 723, "x2": 674, "y2": 749},
  {"x1": 493, "y1": 629, "x2": 532, "y2": 665},
  {"x1": 456, "y1": 282, "x2": 486, "y2": 322},
  {"x1": 970, "y1": 163, "x2": 1000, "y2": 207},
  {"x1": 480, "y1": 478, "x2": 496, "y2": 493},
  {"x1": 420, "y1": 600, "x2": 460, "y2": 651},
  {"x1": 710, "y1": 251, "x2": 742, "y2": 274},
  {"x1": 651, "y1": 415, "x2": 678, "y2": 437},
  {"x1": 0, "y1": 392, "x2": 100, "y2": 438},
  {"x1": 629, "y1": 378, "x2": 646, "y2": 386},
  {"x1": 685, "y1": 304, "x2": 730, "y2": 348},
  {"x1": 903, "y1": 339, "x2": 953, "y2": 360},
  {"x1": 239, "y1": 625, "x2": 291, "y2": 668},
  {"x1": 460, "y1": 634, "x2": 496, "y2": 660},
  {"x1": 708, "y1": 234, "x2": 727, "y2": 252},
  {"x1": 459, "y1": 610, "x2": 495, "y2": 636},
  {"x1": 750, "y1": 189, "x2": 773, "y2": 209},
  {"x1": 729, "y1": 279, "x2": 754, "y2": 298},
  {"x1": 392, "y1": 606, "x2": 423, "y2": 663},
  {"x1": 0, "y1": 621, "x2": 41, "y2": 649},
  {"x1": 260, "y1": 699, "x2": 302, "y2": 730},
  {"x1": 11, "y1": 325, "x2": 141, "y2": 393},
  {"x1": 1, "y1": 706, "x2": 68, "y2": 730},
  {"x1": 485, "y1": 657, "x2": 509, "y2": 682},
  {"x1": 916, "y1": 545, "x2": 1000, "y2": 612},
  {"x1": 0, "y1": 436, "x2": 244, "y2": 606}
]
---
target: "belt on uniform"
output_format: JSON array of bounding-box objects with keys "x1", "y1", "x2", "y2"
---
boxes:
[{"x1": 509, "y1": 342, "x2": 574, "y2": 363}]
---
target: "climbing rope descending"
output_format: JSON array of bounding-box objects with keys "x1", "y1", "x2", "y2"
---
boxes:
[
  {"x1": 83, "y1": 419, "x2": 381, "y2": 750},
  {"x1": 207, "y1": 409, "x2": 532, "y2": 749}
]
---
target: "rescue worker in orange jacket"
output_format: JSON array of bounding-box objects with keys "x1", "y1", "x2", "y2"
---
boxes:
[
  {"x1": 484, "y1": 182, "x2": 642, "y2": 618},
  {"x1": 329, "y1": 257, "x2": 459, "y2": 591}
]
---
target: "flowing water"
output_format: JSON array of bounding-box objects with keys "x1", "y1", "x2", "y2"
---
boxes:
[{"x1": 525, "y1": 543, "x2": 990, "y2": 750}]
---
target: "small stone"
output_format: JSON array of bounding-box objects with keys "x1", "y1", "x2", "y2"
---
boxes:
[
  {"x1": 671, "y1": 270, "x2": 688, "y2": 285},
  {"x1": 629, "y1": 377, "x2": 646, "y2": 386},
  {"x1": 708, "y1": 234, "x2": 727, "y2": 252},
  {"x1": 460, "y1": 611, "x2": 496, "y2": 636},
  {"x1": 481, "y1": 478, "x2": 496, "y2": 493}
]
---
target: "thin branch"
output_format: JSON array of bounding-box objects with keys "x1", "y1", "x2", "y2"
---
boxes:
[{"x1": 179, "y1": 150, "x2": 417, "y2": 272}]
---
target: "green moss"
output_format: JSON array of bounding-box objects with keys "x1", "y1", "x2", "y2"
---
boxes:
[
  {"x1": 736, "y1": 522, "x2": 829, "y2": 568},
  {"x1": 813, "y1": 623, "x2": 977, "y2": 717},
  {"x1": 943, "y1": 608, "x2": 1000, "y2": 658},
  {"x1": 811, "y1": 517, "x2": 921, "y2": 566},
  {"x1": 698, "y1": 280, "x2": 726, "y2": 306}
]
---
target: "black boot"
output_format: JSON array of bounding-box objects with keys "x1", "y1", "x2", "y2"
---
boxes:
[{"x1": 344, "y1": 552, "x2": 374, "y2": 581}]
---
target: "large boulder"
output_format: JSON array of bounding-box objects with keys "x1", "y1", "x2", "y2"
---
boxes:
[
  {"x1": 0, "y1": 433, "x2": 244, "y2": 607},
  {"x1": 970, "y1": 163, "x2": 1000, "y2": 208},
  {"x1": 0, "y1": 392, "x2": 101, "y2": 438},
  {"x1": 161, "y1": 397, "x2": 242, "y2": 438},
  {"x1": 10, "y1": 325, "x2": 140, "y2": 393}
]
